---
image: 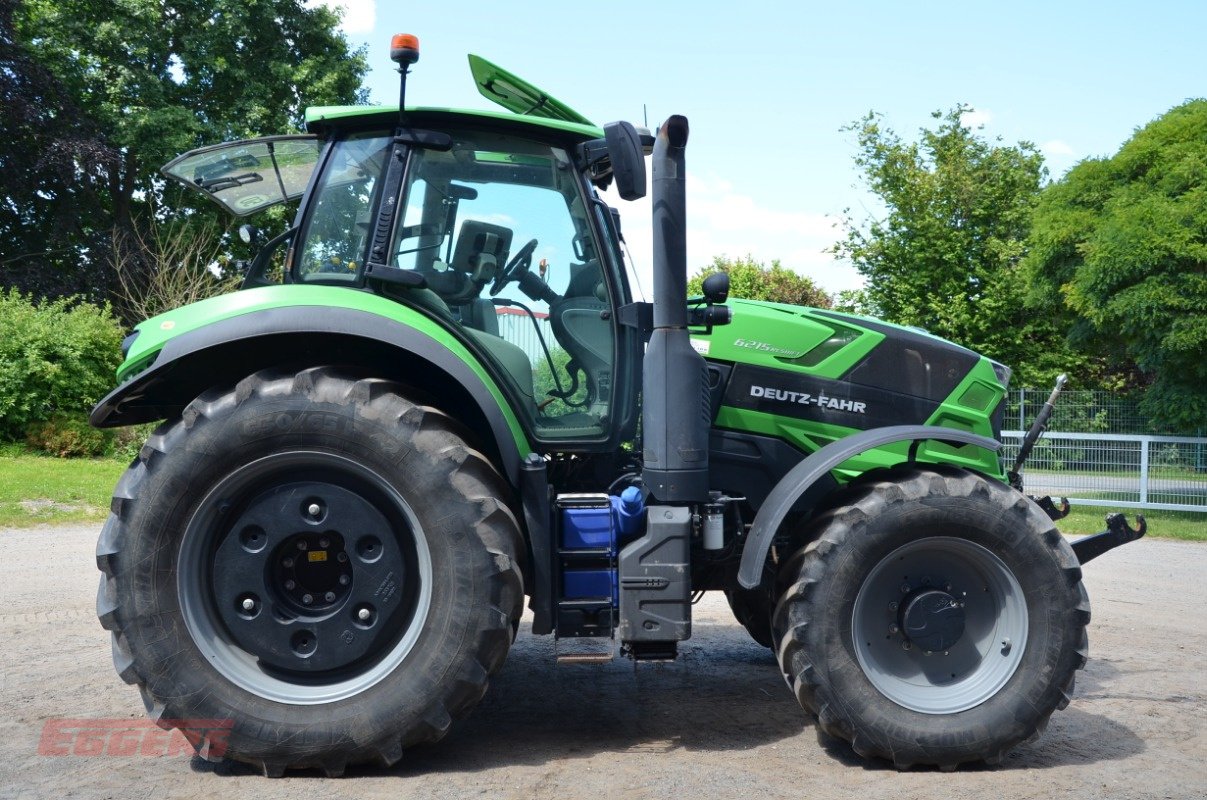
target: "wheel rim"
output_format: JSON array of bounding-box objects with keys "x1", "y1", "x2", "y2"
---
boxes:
[
  {"x1": 177, "y1": 451, "x2": 432, "y2": 705},
  {"x1": 851, "y1": 536, "x2": 1027, "y2": 714}
]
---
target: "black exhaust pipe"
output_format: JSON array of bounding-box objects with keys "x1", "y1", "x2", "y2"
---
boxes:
[{"x1": 641, "y1": 115, "x2": 709, "y2": 503}]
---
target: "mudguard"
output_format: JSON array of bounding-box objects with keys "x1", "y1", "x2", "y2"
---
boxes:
[
  {"x1": 736, "y1": 425, "x2": 1001, "y2": 589},
  {"x1": 91, "y1": 300, "x2": 528, "y2": 484}
]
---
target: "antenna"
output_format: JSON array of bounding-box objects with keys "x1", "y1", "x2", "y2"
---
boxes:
[{"x1": 643, "y1": 103, "x2": 648, "y2": 129}]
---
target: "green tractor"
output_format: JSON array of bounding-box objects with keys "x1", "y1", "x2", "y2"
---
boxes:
[{"x1": 91, "y1": 36, "x2": 1145, "y2": 775}]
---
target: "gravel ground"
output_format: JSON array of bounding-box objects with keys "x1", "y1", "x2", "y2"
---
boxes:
[{"x1": 1, "y1": 522, "x2": 1204, "y2": 800}]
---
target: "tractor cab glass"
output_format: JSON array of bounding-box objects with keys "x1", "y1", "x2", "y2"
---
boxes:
[
  {"x1": 161, "y1": 136, "x2": 320, "y2": 217},
  {"x1": 388, "y1": 129, "x2": 617, "y2": 440},
  {"x1": 294, "y1": 133, "x2": 394, "y2": 282}
]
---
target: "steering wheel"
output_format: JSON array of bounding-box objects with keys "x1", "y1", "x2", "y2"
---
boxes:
[{"x1": 490, "y1": 238, "x2": 538, "y2": 297}]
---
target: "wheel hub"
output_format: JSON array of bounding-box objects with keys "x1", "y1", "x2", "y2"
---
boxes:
[
  {"x1": 209, "y1": 479, "x2": 416, "y2": 674},
  {"x1": 271, "y1": 532, "x2": 353, "y2": 612},
  {"x1": 899, "y1": 588, "x2": 965, "y2": 653}
]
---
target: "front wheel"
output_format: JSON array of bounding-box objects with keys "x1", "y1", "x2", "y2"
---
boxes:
[
  {"x1": 95, "y1": 368, "x2": 524, "y2": 776},
  {"x1": 772, "y1": 465, "x2": 1090, "y2": 769}
]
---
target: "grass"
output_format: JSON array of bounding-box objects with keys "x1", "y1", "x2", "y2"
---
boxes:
[
  {"x1": 0, "y1": 451, "x2": 1204, "y2": 540},
  {"x1": 1056, "y1": 506, "x2": 1206, "y2": 542},
  {"x1": 0, "y1": 453, "x2": 126, "y2": 528}
]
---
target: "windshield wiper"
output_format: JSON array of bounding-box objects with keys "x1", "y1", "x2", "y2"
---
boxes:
[{"x1": 197, "y1": 172, "x2": 264, "y2": 193}]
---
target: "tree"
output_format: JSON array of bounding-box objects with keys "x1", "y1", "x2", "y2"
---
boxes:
[
  {"x1": 2, "y1": 0, "x2": 368, "y2": 309},
  {"x1": 1023, "y1": 100, "x2": 1207, "y2": 431},
  {"x1": 0, "y1": 0, "x2": 118, "y2": 301},
  {"x1": 832, "y1": 106, "x2": 1080, "y2": 386},
  {"x1": 688, "y1": 255, "x2": 831, "y2": 308}
]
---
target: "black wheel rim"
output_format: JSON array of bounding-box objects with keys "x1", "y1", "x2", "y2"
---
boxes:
[{"x1": 177, "y1": 451, "x2": 432, "y2": 704}]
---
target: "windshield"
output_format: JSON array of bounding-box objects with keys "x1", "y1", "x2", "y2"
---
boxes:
[{"x1": 161, "y1": 136, "x2": 320, "y2": 217}]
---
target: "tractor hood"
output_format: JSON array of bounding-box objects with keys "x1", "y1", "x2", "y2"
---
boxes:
[{"x1": 696, "y1": 300, "x2": 1007, "y2": 448}]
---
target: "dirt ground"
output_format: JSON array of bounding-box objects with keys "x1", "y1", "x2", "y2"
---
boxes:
[{"x1": 0, "y1": 522, "x2": 1204, "y2": 800}]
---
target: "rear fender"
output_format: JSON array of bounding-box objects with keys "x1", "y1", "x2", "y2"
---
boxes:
[{"x1": 90, "y1": 306, "x2": 529, "y2": 485}]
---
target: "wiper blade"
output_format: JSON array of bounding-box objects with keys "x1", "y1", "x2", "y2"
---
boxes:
[{"x1": 197, "y1": 172, "x2": 264, "y2": 193}]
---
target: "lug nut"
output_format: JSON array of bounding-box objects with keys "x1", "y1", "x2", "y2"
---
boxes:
[
  {"x1": 357, "y1": 607, "x2": 371, "y2": 621},
  {"x1": 283, "y1": 558, "x2": 294, "y2": 569},
  {"x1": 302, "y1": 594, "x2": 313, "y2": 605},
  {"x1": 337, "y1": 553, "x2": 348, "y2": 563},
  {"x1": 902, "y1": 641, "x2": 912, "y2": 651},
  {"x1": 888, "y1": 623, "x2": 899, "y2": 634},
  {"x1": 285, "y1": 580, "x2": 296, "y2": 590},
  {"x1": 308, "y1": 503, "x2": 321, "y2": 517},
  {"x1": 888, "y1": 601, "x2": 899, "y2": 612},
  {"x1": 319, "y1": 537, "x2": 330, "y2": 548},
  {"x1": 297, "y1": 540, "x2": 307, "y2": 551},
  {"x1": 241, "y1": 597, "x2": 255, "y2": 612},
  {"x1": 324, "y1": 592, "x2": 336, "y2": 602},
  {"x1": 339, "y1": 575, "x2": 350, "y2": 586},
  {"x1": 900, "y1": 583, "x2": 911, "y2": 594}
]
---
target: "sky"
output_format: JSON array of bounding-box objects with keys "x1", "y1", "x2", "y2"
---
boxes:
[{"x1": 315, "y1": 0, "x2": 1207, "y2": 297}]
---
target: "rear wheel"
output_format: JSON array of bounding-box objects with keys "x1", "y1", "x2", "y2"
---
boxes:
[
  {"x1": 772, "y1": 465, "x2": 1089, "y2": 769},
  {"x1": 96, "y1": 368, "x2": 524, "y2": 776}
]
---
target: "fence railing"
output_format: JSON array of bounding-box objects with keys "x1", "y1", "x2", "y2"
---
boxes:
[
  {"x1": 1001, "y1": 431, "x2": 1207, "y2": 513},
  {"x1": 1004, "y1": 388, "x2": 1200, "y2": 436}
]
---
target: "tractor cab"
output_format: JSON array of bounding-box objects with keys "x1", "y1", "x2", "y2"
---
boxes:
[{"x1": 162, "y1": 66, "x2": 647, "y2": 447}]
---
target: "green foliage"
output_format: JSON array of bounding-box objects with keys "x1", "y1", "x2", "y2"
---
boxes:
[
  {"x1": 0, "y1": 289, "x2": 123, "y2": 440},
  {"x1": 688, "y1": 255, "x2": 831, "y2": 308},
  {"x1": 3, "y1": 0, "x2": 367, "y2": 313},
  {"x1": 533, "y1": 347, "x2": 587, "y2": 417},
  {"x1": 1024, "y1": 100, "x2": 1207, "y2": 431},
  {"x1": 25, "y1": 413, "x2": 113, "y2": 457},
  {"x1": 833, "y1": 106, "x2": 1083, "y2": 387}
]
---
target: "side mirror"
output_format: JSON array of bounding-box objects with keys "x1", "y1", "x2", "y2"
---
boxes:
[
  {"x1": 702, "y1": 272, "x2": 729, "y2": 304},
  {"x1": 603, "y1": 120, "x2": 647, "y2": 201}
]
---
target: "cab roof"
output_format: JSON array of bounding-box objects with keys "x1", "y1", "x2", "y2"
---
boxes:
[{"x1": 304, "y1": 105, "x2": 605, "y2": 141}]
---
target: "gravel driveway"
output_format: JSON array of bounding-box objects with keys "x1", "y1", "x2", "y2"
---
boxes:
[{"x1": 1, "y1": 522, "x2": 1204, "y2": 800}]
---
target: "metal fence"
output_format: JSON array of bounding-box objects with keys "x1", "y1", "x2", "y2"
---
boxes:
[
  {"x1": 1001, "y1": 431, "x2": 1207, "y2": 513},
  {"x1": 495, "y1": 307, "x2": 554, "y2": 364},
  {"x1": 1004, "y1": 388, "x2": 1199, "y2": 436}
]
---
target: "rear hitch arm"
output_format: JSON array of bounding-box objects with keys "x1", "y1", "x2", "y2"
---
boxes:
[{"x1": 1071, "y1": 513, "x2": 1147, "y2": 565}]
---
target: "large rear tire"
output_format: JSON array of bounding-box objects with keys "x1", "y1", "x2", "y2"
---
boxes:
[
  {"x1": 95, "y1": 367, "x2": 524, "y2": 776},
  {"x1": 771, "y1": 465, "x2": 1089, "y2": 769}
]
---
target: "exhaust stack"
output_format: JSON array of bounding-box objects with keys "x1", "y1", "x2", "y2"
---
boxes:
[{"x1": 641, "y1": 115, "x2": 709, "y2": 503}]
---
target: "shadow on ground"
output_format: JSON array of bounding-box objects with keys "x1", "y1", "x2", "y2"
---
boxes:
[{"x1": 192, "y1": 621, "x2": 1143, "y2": 779}]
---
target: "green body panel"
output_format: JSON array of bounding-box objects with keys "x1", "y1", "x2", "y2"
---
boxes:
[
  {"x1": 117, "y1": 285, "x2": 530, "y2": 454},
  {"x1": 466, "y1": 54, "x2": 594, "y2": 126},
  {"x1": 694, "y1": 299, "x2": 1007, "y2": 481},
  {"x1": 304, "y1": 104, "x2": 603, "y2": 140}
]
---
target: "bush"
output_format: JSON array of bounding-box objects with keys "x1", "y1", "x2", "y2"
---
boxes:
[
  {"x1": 25, "y1": 413, "x2": 113, "y2": 457},
  {"x1": 0, "y1": 289, "x2": 124, "y2": 441}
]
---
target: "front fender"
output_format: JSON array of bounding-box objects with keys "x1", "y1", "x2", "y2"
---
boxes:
[{"x1": 736, "y1": 425, "x2": 1001, "y2": 589}]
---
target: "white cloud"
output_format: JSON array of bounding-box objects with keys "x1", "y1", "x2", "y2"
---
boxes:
[
  {"x1": 1041, "y1": 139, "x2": 1075, "y2": 157},
  {"x1": 308, "y1": 0, "x2": 376, "y2": 35},
  {"x1": 604, "y1": 172, "x2": 860, "y2": 302},
  {"x1": 959, "y1": 108, "x2": 993, "y2": 129}
]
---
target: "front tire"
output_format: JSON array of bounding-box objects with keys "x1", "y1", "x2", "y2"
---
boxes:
[
  {"x1": 771, "y1": 465, "x2": 1090, "y2": 769},
  {"x1": 95, "y1": 368, "x2": 524, "y2": 776}
]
